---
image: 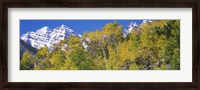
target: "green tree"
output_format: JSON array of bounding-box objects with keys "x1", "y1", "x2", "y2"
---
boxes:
[
  {"x1": 20, "y1": 51, "x2": 34, "y2": 70},
  {"x1": 34, "y1": 45, "x2": 51, "y2": 70},
  {"x1": 50, "y1": 48, "x2": 66, "y2": 69}
]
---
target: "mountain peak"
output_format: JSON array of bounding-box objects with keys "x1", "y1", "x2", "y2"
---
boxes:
[
  {"x1": 40, "y1": 26, "x2": 50, "y2": 30},
  {"x1": 129, "y1": 22, "x2": 137, "y2": 27},
  {"x1": 21, "y1": 32, "x2": 30, "y2": 43},
  {"x1": 143, "y1": 20, "x2": 147, "y2": 23},
  {"x1": 143, "y1": 20, "x2": 153, "y2": 23},
  {"x1": 122, "y1": 22, "x2": 139, "y2": 37},
  {"x1": 42, "y1": 26, "x2": 48, "y2": 29},
  {"x1": 56, "y1": 24, "x2": 70, "y2": 29},
  {"x1": 60, "y1": 24, "x2": 68, "y2": 28},
  {"x1": 54, "y1": 24, "x2": 74, "y2": 33},
  {"x1": 24, "y1": 31, "x2": 30, "y2": 36},
  {"x1": 21, "y1": 25, "x2": 78, "y2": 50},
  {"x1": 36, "y1": 26, "x2": 52, "y2": 34}
]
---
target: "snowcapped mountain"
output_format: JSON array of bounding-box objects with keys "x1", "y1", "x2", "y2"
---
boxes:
[
  {"x1": 142, "y1": 20, "x2": 153, "y2": 23},
  {"x1": 122, "y1": 22, "x2": 138, "y2": 37},
  {"x1": 21, "y1": 24, "x2": 79, "y2": 50},
  {"x1": 122, "y1": 20, "x2": 153, "y2": 37},
  {"x1": 21, "y1": 21, "x2": 153, "y2": 50}
]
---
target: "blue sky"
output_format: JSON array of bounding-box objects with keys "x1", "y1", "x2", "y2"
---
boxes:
[{"x1": 20, "y1": 20, "x2": 143, "y2": 36}]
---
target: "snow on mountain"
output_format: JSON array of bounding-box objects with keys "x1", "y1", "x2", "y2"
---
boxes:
[
  {"x1": 49, "y1": 24, "x2": 75, "y2": 44},
  {"x1": 122, "y1": 22, "x2": 138, "y2": 37},
  {"x1": 122, "y1": 20, "x2": 153, "y2": 37},
  {"x1": 21, "y1": 32, "x2": 30, "y2": 43},
  {"x1": 78, "y1": 34, "x2": 82, "y2": 38},
  {"x1": 21, "y1": 24, "x2": 78, "y2": 50},
  {"x1": 20, "y1": 39, "x2": 37, "y2": 59},
  {"x1": 148, "y1": 20, "x2": 153, "y2": 23},
  {"x1": 142, "y1": 20, "x2": 147, "y2": 23},
  {"x1": 21, "y1": 21, "x2": 153, "y2": 50},
  {"x1": 142, "y1": 20, "x2": 153, "y2": 23}
]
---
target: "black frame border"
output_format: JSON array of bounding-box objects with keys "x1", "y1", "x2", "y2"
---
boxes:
[{"x1": 1, "y1": 0, "x2": 199, "y2": 89}]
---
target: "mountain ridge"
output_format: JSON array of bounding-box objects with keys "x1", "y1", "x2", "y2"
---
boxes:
[
  {"x1": 21, "y1": 24, "x2": 79, "y2": 50},
  {"x1": 21, "y1": 21, "x2": 151, "y2": 51},
  {"x1": 20, "y1": 39, "x2": 37, "y2": 59}
]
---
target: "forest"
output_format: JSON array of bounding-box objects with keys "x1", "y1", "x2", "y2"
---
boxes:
[{"x1": 20, "y1": 20, "x2": 180, "y2": 70}]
